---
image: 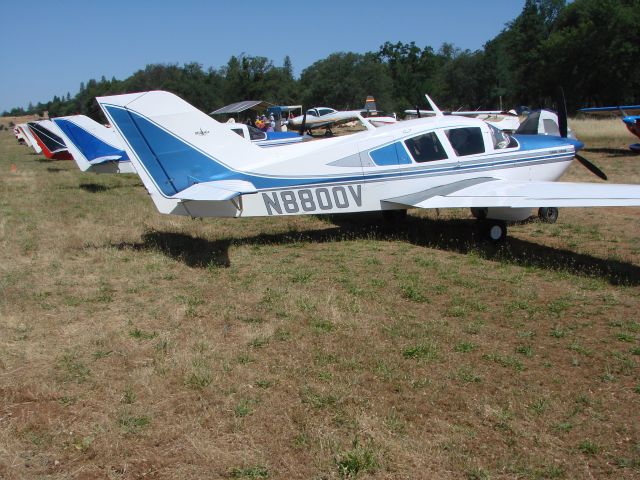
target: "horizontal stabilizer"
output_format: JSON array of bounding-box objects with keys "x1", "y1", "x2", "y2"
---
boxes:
[
  {"x1": 172, "y1": 180, "x2": 257, "y2": 201},
  {"x1": 384, "y1": 179, "x2": 640, "y2": 209}
]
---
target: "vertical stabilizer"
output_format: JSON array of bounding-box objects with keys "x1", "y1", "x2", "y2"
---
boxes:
[
  {"x1": 53, "y1": 115, "x2": 136, "y2": 173},
  {"x1": 96, "y1": 91, "x2": 268, "y2": 214}
]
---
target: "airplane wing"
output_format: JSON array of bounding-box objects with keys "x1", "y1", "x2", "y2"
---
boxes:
[
  {"x1": 383, "y1": 178, "x2": 640, "y2": 209},
  {"x1": 579, "y1": 106, "x2": 640, "y2": 116},
  {"x1": 404, "y1": 110, "x2": 517, "y2": 116}
]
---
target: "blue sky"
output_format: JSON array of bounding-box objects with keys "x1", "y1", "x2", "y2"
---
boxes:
[{"x1": 0, "y1": 0, "x2": 525, "y2": 113}]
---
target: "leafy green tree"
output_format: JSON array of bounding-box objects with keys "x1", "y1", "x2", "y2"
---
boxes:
[{"x1": 299, "y1": 52, "x2": 393, "y2": 111}]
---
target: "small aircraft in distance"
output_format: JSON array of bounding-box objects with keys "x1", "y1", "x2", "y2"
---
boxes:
[
  {"x1": 223, "y1": 123, "x2": 305, "y2": 147},
  {"x1": 579, "y1": 105, "x2": 640, "y2": 152},
  {"x1": 288, "y1": 106, "x2": 369, "y2": 135},
  {"x1": 289, "y1": 96, "x2": 397, "y2": 134},
  {"x1": 96, "y1": 90, "x2": 640, "y2": 242},
  {"x1": 52, "y1": 115, "x2": 136, "y2": 174},
  {"x1": 16, "y1": 123, "x2": 42, "y2": 154},
  {"x1": 14, "y1": 126, "x2": 26, "y2": 144},
  {"x1": 26, "y1": 120, "x2": 73, "y2": 160}
]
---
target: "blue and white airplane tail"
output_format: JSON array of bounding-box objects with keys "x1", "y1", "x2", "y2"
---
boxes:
[
  {"x1": 52, "y1": 115, "x2": 136, "y2": 174},
  {"x1": 96, "y1": 91, "x2": 266, "y2": 215}
]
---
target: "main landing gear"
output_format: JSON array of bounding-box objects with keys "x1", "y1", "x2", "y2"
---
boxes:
[
  {"x1": 471, "y1": 208, "x2": 507, "y2": 242},
  {"x1": 538, "y1": 207, "x2": 559, "y2": 223}
]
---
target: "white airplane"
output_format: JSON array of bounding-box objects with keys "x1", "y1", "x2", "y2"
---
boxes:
[
  {"x1": 405, "y1": 108, "x2": 520, "y2": 133},
  {"x1": 96, "y1": 90, "x2": 640, "y2": 242},
  {"x1": 14, "y1": 126, "x2": 26, "y2": 144},
  {"x1": 288, "y1": 106, "x2": 369, "y2": 135},
  {"x1": 51, "y1": 115, "x2": 136, "y2": 173},
  {"x1": 223, "y1": 123, "x2": 305, "y2": 147},
  {"x1": 16, "y1": 123, "x2": 42, "y2": 154}
]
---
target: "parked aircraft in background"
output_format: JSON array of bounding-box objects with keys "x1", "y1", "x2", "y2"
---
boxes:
[
  {"x1": 223, "y1": 123, "x2": 305, "y2": 147},
  {"x1": 14, "y1": 126, "x2": 26, "y2": 144},
  {"x1": 516, "y1": 109, "x2": 576, "y2": 139},
  {"x1": 52, "y1": 115, "x2": 136, "y2": 173},
  {"x1": 288, "y1": 106, "x2": 367, "y2": 135},
  {"x1": 94, "y1": 91, "x2": 640, "y2": 242},
  {"x1": 26, "y1": 120, "x2": 73, "y2": 160},
  {"x1": 405, "y1": 105, "x2": 520, "y2": 133},
  {"x1": 579, "y1": 105, "x2": 640, "y2": 152},
  {"x1": 16, "y1": 123, "x2": 42, "y2": 153}
]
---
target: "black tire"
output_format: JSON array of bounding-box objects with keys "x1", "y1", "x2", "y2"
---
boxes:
[{"x1": 538, "y1": 207, "x2": 559, "y2": 223}]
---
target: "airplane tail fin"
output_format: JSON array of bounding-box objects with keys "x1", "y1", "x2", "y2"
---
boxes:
[
  {"x1": 96, "y1": 91, "x2": 264, "y2": 204},
  {"x1": 52, "y1": 115, "x2": 135, "y2": 173},
  {"x1": 18, "y1": 124, "x2": 42, "y2": 153},
  {"x1": 27, "y1": 121, "x2": 73, "y2": 160},
  {"x1": 364, "y1": 95, "x2": 377, "y2": 113}
]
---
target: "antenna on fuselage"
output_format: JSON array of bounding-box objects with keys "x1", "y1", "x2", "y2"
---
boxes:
[{"x1": 424, "y1": 94, "x2": 444, "y2": 117}]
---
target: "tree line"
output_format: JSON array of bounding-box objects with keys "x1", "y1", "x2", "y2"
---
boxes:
[{"x1": 4, "y1": 0, "x2": 640, "y2": 120}]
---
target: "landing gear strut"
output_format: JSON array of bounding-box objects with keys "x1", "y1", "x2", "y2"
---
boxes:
[
  {"x1": 538, "y1": 207, "x2": 559, "y2": 223},
  {"x1": 470, "y1": 207, "x2": 488, "y2": 220}
]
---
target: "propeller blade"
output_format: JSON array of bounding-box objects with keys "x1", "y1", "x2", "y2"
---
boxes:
[
  {"x1": 558, "y1": 87, "x2": 568, "y2": 138},
  {"x1": 416, "y1": 105, "x2": 421, "y2": 119},
  {"x1": 576, "y1": 153, "x2": 608, "y2": 180},
  {"x1": 299, "y1": 110, "x2": 307, "y2": 136}
]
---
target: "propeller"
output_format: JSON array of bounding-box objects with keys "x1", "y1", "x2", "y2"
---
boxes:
[
  {"x1": 576, "y1": 153, "x2": 608, "y2": 180},
  {"x1": 299, "y1": 109, "x2": 307, "y2": 136},
  {"x1": 558, "y1": 88, "x2": 568, "y2": 138},
  {"x1": 557, "y1": 87, "x2": 608, "y2": 181}
]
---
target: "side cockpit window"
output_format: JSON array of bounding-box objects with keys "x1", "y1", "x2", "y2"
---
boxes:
[
  {"x1": 404, "y1": 132, "x2": 448, "y2": 163},
  {"x1": 445, "y1": 127, "x2": 485, "y2": 156},
  {"x1": 488, "y1": 123, "x2": 517, "y2": 149}
]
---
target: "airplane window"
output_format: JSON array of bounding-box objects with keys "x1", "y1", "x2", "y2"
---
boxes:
[
  {"x1": 230, "y1": 128, "x2": 245, "y2": 138},
  {"x1": 445, "y1": 127, "x2": 485, "y2": 156},
  {"x1": 248, "y1": 126, "x2": 267, "y2": 141},
  {"x1": 542, "y1": 119, "x2": 560, "y2": 136},
  {"x1": 488, "y1": 124, "x2": 511, "y2": 149},
  {"x1": 306, "y1": 109, "x2": 318, "y2": 117},
  {"x1": 404, "y1": 132, "x2": 448, "y2": 163},
  {"x1": 318, "y1": 108, "x2": 335, "y2": 116}
]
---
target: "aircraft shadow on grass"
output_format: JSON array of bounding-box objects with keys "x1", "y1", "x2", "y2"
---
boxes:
[
  {"x1": 76, "y1": 181, "x2": 143, "y2": 193},
  {"x1": 113, "y1": 214, "x2": 640, "y2": 286},
  {"x1": 582, "y1": 147, "x2": 635, "y2": 158},
  {"x1": 79, "y1": 182, "x2": 111, "y2": 193}
]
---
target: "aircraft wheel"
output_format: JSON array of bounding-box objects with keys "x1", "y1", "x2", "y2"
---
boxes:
[
  {"x1": 538, "y1": 207, "x2": 559, "y2": 223},
  {"x1": 470, "y1": 207, "x2": 488, "y2": 220},
  {"x1": 324, "y1": 129, "x2": 334, "y2": 137},
  {"x1": 482, "y1": 220, "x2": 507, "y2": 243}
]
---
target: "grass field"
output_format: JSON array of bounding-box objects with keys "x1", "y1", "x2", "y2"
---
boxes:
[{"x1": 1, "y1": 119, "x2": 639, "y2": 479}]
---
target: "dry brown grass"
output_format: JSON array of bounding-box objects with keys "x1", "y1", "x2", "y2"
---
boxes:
[
  {"x1": 0, "y1": 114, "x2": 43, "y2": 129},
  {"x1": 571, "y1": 116, "x2": 636, "y2": 148},
  {"x1": 1, "y1": 127, "x2": 639, "y2": 479}
]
